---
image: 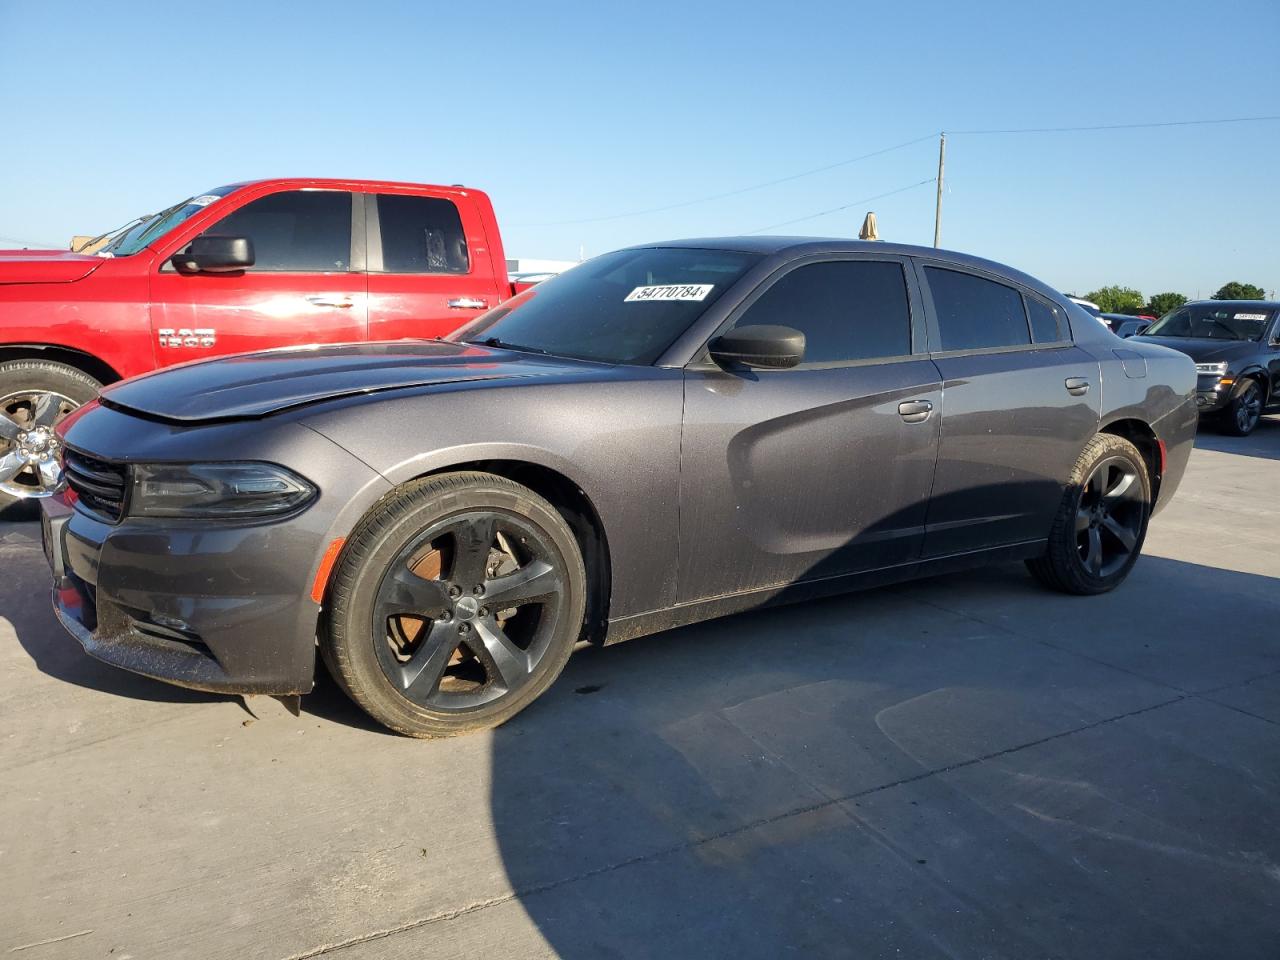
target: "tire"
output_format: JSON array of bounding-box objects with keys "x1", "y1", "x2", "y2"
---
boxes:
[
  {"x1": 0, "y1": 359, "x2": 102, "y2": 508},
  {"x1": 1219, "y1": 379, "x2": 1263, "y2": 437},
  {"x1": 322, "y1": 471, "x2": 588, "y2": 737},
  {"x1": 1026, "y1": 433, "x2": 1151, "y2": 596}
]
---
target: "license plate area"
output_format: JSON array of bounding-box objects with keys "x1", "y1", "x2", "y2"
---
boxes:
[{"x1": 40, "y1": 496, "x2": 74, "y2": 579}]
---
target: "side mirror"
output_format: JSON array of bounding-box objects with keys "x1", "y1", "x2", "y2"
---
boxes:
[
  {"x1": 171, "y1": 235, "x2": 254, "y2": 273},
  {"x1": 709, "y1": 324, "x2": 805, "y2": 369}
]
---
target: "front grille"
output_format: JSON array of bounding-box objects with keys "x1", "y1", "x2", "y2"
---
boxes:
[{"x1": 64, "y1": 448, "x2": 127, "y2": 522}]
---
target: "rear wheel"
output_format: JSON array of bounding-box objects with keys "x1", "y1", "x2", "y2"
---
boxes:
[
  {"x1": 0, "y1": 359, "x2": 102, "y2": 506},
  {"x1": 322, "y1": 472, "x2": 587, "y2": 737},
  {"x1": 1027, "y1": 433, "x2": 1151, "y2": 595},
  {"x1": 1220, "y1": 380, "x2": 1263, "y2": 436}
]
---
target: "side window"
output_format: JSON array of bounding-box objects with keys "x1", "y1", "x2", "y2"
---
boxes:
[
  {"x1": 203, "y1": 190, "x2": 351, "y2": 272},
  {"x1": 1026, "y1": 296, "x2": 1065, "y2": 343},
  {"x1": 375, "y1": 194, "x2": 469, "y2": 274},
  {"x1": 925, "y1": 267, "x2": 1031, "y2": 351},
  {"x1": 733, "y1": 260, "x2": 912, "y2": 364}
]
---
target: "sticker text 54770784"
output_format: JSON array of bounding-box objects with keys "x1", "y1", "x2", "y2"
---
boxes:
[{"x1": 625, "y1": 284, "x2": 714, "y2": 303}]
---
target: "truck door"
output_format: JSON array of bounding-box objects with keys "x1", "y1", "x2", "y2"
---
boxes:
[
  {"x1": 149, "y1": 189, "x2": 367, "y2": 364},
  {"x1": 364, "y1": 191, "x2": 506, "y2": 341}
]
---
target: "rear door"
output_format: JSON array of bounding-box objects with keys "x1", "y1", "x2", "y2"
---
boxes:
[
  {"x1": 149, "y1": 188, "x2": 367, "y2": 364},
  {"x1": 365, "y1": 191, "x2": 506, "y2": 341},
  {"x1": 916, "y1": 262, "x2": 1100, "y2": 556},
  {"x1": 678, "y1": 255, "x2": 942, "y2": 603}
]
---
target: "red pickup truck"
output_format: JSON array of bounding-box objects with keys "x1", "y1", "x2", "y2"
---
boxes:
[{"x1": 0, "y1": 178, "x2": 522, "y2": 503}]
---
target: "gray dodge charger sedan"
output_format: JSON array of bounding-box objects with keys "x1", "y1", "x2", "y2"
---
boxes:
[{"x1": 42, "y1": 238, "x2": 1198, "y2": 737}]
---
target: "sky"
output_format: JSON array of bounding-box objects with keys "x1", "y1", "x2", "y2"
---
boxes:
[{"x1": 1, "y1": 0, "x2": 1277, "y2": 299}]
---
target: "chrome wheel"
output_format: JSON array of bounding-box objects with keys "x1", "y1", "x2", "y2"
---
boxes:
[
  {"x1": 371, "y1": 510, "x2": 567, "y2": 711},
  {"x1": 1075, "y1": 455, "x2": 1144, "y2": 578},
  {"x1": 0, "y1": 390, "x2": 75, "y2": 499}
]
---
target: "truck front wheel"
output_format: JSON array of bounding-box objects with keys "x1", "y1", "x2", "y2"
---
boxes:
[{"x1": 0, "y1": 359, "x2": 102, "y2": 508}]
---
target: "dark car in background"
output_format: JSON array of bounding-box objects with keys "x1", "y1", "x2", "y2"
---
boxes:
[
  {"x1": 42, "y1": 239, "x2": 1198, "y2": 737},
  {"x1": 1133, "y1": 300, "x2": 1280, "y2": 435},
  {"x1": 1100, "y1": 313, "x2": 1153, "y2": 338}
]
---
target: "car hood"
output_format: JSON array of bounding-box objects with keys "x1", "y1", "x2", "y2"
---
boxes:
[
  {"x1": 0, "y1": 249, "x2": 104, "y2": 284},
  {"x1": 99, "y1": 340, "x2": 605, "y2": 422},
  {"x1": 1130, "y1": 336, "x2": 1256, "y2": 364}
]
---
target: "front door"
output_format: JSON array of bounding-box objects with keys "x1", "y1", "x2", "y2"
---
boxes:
[
  {"x1": 678, "y1": 256, "x2": 941, "y2": 604},
  {"x1": 149, "y1": 188, "x2": 366, "y2": 364},
  {"x1": 916, "y1": 263, "x2": 1101, "y2": 556},
  {"x1": 364, "y1": 192, "x2": 506, "y2": 342}
]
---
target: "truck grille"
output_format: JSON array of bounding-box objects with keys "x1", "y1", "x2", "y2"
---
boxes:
[{"x1": 64, "y1": 448, "x2": 128, "y2": 522}]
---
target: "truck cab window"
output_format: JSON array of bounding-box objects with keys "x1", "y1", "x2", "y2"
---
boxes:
[
  {"x1": 375, "y1": 194, "x2": 470, "y2": 274},
  {"x1": 203, "y1": 190, "x2": 351, "y2": 272}
]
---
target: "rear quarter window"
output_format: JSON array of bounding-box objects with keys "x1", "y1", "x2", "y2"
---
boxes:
[{"x1": 925, "y1": 267, "x2": 1031, "y2": 351}]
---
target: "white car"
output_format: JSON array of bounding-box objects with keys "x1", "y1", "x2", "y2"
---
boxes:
[{"x1": 1067, "y1": 296, "x2": 1112, "y2": 329}]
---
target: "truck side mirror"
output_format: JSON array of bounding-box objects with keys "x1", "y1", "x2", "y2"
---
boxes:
[{"x1": 172, "y1": 235, "x2": 254, "y2": 274}]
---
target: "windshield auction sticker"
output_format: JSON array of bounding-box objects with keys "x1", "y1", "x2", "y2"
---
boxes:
[
  {"x1": 1234, "y1": 313, "x2": 1268, "y2": 321},
  {"x1": 189, "y1": 195, "x2": 222, "y2": 207},
  {"x1": 625, "y1": 284, "x2": 714, "y2": 303}
]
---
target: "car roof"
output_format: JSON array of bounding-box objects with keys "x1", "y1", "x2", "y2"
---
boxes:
[
  {"x1": 634, "y1": 236, "x2": 1065, "y2": 302},
  {"x1": 1182, "y1": 299, "x2": 1280, "y2": 310}
]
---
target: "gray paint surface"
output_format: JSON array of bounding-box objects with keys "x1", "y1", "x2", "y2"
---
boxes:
[
  {"x1": 3, "y1": 420, "x2": 1278, "y2": 958},
  {"x1": 54, "y1": 239, "x2": 1198, "y2": 694}
]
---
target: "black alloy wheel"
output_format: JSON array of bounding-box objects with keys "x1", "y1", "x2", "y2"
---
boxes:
[
  {"x1": 1027, "y1": 432, "x2": 1151, "y2": 595},
  {"x1": 323, "y1": 472, "x2": 587, "y2": 737},
  {"x1": 371, "y1": 511, "x2": 567, "y2": 711},
  {"x1": 1074, "y1": 456, "x2": 1144, "y2": 578},
  {"x1": 1223, "y1": 381, "x2": 1262, "y2": 437}
]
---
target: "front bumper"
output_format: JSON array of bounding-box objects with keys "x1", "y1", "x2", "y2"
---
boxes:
[
  {"x1": 1194, "y1": 374, "x2": 1234, "y2": 412},
  {"x1": 44, "y1": 405, "x2": 392, "y2": 696},
  {"x1": 44, "y1": 493, "x2": 329, "y2": 694}
]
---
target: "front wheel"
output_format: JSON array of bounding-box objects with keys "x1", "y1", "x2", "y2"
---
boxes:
[
  {"x1": 1027, "y1": 433, "x2": 1151, "y2": 595},
  {"x1": 0, "y1": 359, "x2": 102, "y2": 506},
  {"x1": 1220, "y1": 380, "x2": 1263, "y2": 437},
  {"x1": 322, "y1": 472, "x2": 587, "y2": 737}
]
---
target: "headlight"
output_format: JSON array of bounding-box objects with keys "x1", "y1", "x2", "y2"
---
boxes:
[
  {"x1": 130, "y1": 462, "x2": 316, "y2": 519},
  {"x1": 1195, "y1": 362, "x2": 1228, "y2": 376}
]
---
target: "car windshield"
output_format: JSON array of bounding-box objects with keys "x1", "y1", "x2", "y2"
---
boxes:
[
  {"x1": 450, "y1": 247, "x2": 761, "y2": 364},
  {"x1": 99, "y1": 185, "x2": 240, "y2": 256},
  {"x1": 1143, "y1": 304, "x2": 1274, "y2": 341}
]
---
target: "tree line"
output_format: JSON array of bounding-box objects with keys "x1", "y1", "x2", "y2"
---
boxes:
[{"x1": 1067, "y1": 282, "x2": 1269, "y2": 318}]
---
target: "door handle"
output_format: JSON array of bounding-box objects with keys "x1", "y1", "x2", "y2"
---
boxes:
[
  {"x1": 448, "y1": 297, "x2": 489, "y2": 309},
  {"x1": 898, "y1": 399, "x2": 933, "y2": 423},
  {"x1": 1065, "y1": 377, "x2": 1091, "y2": 396},
  {"x1": 306, "y1": 296, "x2": 355, "y2": 309}
]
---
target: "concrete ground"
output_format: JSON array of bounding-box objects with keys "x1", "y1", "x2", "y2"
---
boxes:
[{"x1": 3, "y1": 420, "x2": 1278, "y2": 960}]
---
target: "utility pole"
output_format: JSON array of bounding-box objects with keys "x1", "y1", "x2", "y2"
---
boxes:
[{"x1": 933, "y1": 132, "x2": 946, "y2": 248}]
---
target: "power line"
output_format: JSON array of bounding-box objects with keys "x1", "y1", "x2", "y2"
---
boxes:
[
  {"x1": 516, "y1": 133, "x2": 937, "y2": 227},
  {"x1": 949, "y1": 114, "x2": 1280, "y2": 135},
  {"x1": 747, "y1": 178, "x2": 937, "y2": 234},
  {"x1": 0, "y1": 235, "x2": 60, "y2": 248}
]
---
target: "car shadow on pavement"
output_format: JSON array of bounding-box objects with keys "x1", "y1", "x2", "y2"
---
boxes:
[
  {"x1": 1194, "y1": 414, "x2": 1280, "y2": 461},
  {"x1": 483, "y1": 555, "x2": 1280, "y2": 959}
]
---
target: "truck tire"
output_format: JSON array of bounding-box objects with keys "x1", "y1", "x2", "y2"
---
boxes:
[{"x1": 0, "y1": 359, "x2": 102, "y2": 511}]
